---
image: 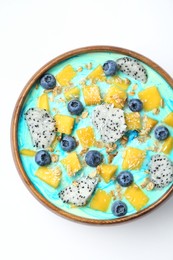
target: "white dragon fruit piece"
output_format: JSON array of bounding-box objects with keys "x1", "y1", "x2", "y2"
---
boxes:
[
  {"x1": 92, "y1": 104, "x2": 127, "y2": 143},
  {"x1": 25, "y1": 107, "x2": 56, "y2": 149},
  {"x1": 116, "y1": 57, "x2": 148, "y2": 83},
  {"x1": 59, "y1": 175, "x2": 99, "y2": 206},
  {"x1": 148, "y1": 154, "x2": 173, "y2": 188}
]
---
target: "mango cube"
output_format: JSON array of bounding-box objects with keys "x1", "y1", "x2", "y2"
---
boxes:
[
  {"x1": 125, "y1": 112, "x2": 141, "y2": 130},
  {"x1": 87, "y1": 65, "x2": 106, "y2": 81},
  {"x1": 20, "y1": 149, "x2": 36, "y2": 156},
  {"x1": 161, "y1": 136, "x2": 173, "y2": 154},
  {"x1": 122, "y1": 147, "x2": 145, "y2": 170},
  {"x1": 90, "y1": 189, "x2": 112, "y2": 212},
  {"x1": 35, "y1": 166, "x2": 61, "y2": 188},
  {"x1": 163, "y1": 112, "x2": 173, "y2": 127},
  {"x1": 54, "y1": 114, "x2": 75, "y2": 135},
  {"x1": 109, "y1": 76, "x2": 131, "y2": 90},
  {"x1": 124, "y1": 184, "x2": 149, "y2": 211},
  {"x1": 83, "y1": 85, "x2": 101, "y2": 105},
  {"x1": 138, "y1": 86, "x2": 162, "y2": 111},
  {"x1": 104, "y1": 86, "x2": 127, "y2": 108},
  {"x1": 64, "y1": 87, "x2": 80, "y2": 100},
  {"x1": 37, "y1": 93, "x2": 50, "y2": 111},
  {"x1": 56, "y1": 65, "x2": 76, "y2": 86},
  {"x1": 99, "y1": 164, "x2": 118, "y2": 183},
  {"x1": 143, "y1": 116, "x2": 158, "y2": 133},
  {"x1": 61, "y1": 152, "x2": 82, "y2": 176},
  {"x1": 76, "y1": 126, "x2": 95, "y2": 147}
]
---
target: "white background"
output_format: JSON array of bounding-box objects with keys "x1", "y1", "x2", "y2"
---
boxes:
[{"x1": 1, "y1": 0, "x2": 173, "y2": 259}]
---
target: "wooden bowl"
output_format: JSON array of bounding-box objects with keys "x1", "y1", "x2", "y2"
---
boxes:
[{"x1": 11, "y1": 46, "x2": 173, "y2": 224}]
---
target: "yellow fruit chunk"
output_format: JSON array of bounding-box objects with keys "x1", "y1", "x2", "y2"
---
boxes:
[
  {"x1": 143, "y1": 116, "x2": 158, "y2": 133},
  {"x1": 90, "y1": 189, "x2": 112, "y2": 212},
  {"x1": 87, "y1": 65, "x2": 106, "y2": 81},
  {"x1": 163, "y1": 112, "x2": 173, "y2": 127},
  {"x1": 161, "y1": 136, "x2": 173, "y2": 154},
  {"x1": 54, "y1": 114, "x2": 75, "y2": 135},
  {"x1": 138, "y1": 86, "x2": 162, "y2": 111},
  {"x1": 98, "y1": 164, "x2": 118, "y2": 183},
  {"x1": 122, "y1": 147, "x2": 145, "y2": 170},
  {"x1": 56, "y1": 65, "x2": 76, "y2": 86},
  {"x1": 64, "y1": 87, "x2": 80, "y2": 100},
  {"x1": 124, "y1": 184, "x2": 149, "y2": 211},
  {"x1": 35, "y1": 166, "x2": 61, "y2": 188},
  {"x1": 20, "y1": 149, "x2": 36, "y2": 156},
  {"x1": 83, "y1": 85, "x2": 101, "y2": 105},
  {"x1": 37, "y1": 93, "x2": 49, "y2": 111},
  {"x1": 61, "y1": 152, "x2": 82, "y2": 176},
  {"x1": 125, "y1": 112, "x2": 141, "y2": 130},
  {"x1": 109, "y1": 76, "x2": 131, "y2": 90},
  {"x1": 104, "y1": 86, "x2": 127, "y2": 108},
  {"x1": 76, "y1": 127, "x2": 95, "y2": 147}
]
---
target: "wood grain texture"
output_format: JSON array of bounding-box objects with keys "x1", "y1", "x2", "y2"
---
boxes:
[{"x1": 11, "y1": 46, "x2": 173, "y2": 224}]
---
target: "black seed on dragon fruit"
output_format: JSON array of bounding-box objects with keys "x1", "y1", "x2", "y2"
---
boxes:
[
  {"x1": 59, "y1": 175, "x2": 99, "y2": 206},
  {"x1": 92, "y1": 104, "x2": 127, "y2": 143},
  {"x1": 116, "y1": 57, "x2": 148, "y2": 83},
  {"x1": 148, "y1": 154, "x2": 173, "y2": 188},
  {"x1": 25, "y1": 107, "x2": 56, "y2": 149}
]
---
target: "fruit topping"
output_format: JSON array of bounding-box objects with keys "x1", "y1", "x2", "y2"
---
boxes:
[
  {"x1": 124, "y1": 184, "x2": 149, "y2": 211},
  {"x1": 125, "y1": 112, "x2": 141, "y2": 130},
  {"x1": 25, "y1": 108, "x2": 56, "y2": 149},
  {"x1": 92, "y1": 104, "x2": 126, "y2": 143},
  {"x1": 59, "y1": 175, "x2": 99, "y2": 206},
  {"x1": 67, "y1": 99, "x2": 84, "y2": 115},
  {"x1": 54, "y1": 114, "x2": 75, "y2": 135},
  {"x1": 148, "y1": 154, "x2": 173, "y2": 188},
  {"x1": 98, "y1": 164, "x2": 118, "y2": 183},
  {"x1": 40, "y1": 73, "x2": 56, "y2": 89},
  {"x1": 111, "y1": 201, "x2": 127, "y2": 217},
  {"x1": 37, "y1": 93, "x2": 49, "y2": 111},
  {"x1": 61, "y1": 151, "x2": 82, "y2": 176},
  {"x1": 116, "y1": 57, "x2": 148, "y2": 83},
  {"x1": 85, "y1": 150, "x2": 103, "y2": 167},
  {"x1": 163, "y1": 112, "x2": 173, "y2": 127},
  {"x1": 76, "y1": 127, "x2": 95, "y2": 147},
  {"x1": 103, "y1": 60, "x2": 117, "y2": 76},
  {"x1": 117, "y1": 171, "x2": 134, "y2": 187},
  {"x1": 35, "y1": 166, "x2": 61, "y2": 188},
  {"x1": 83, "y1": 85, "x2": 101, "y2": 105},
  {"x1": 161, "y1": 136, "x2": 173, "y2": 154},
  {"x1": 138, "y1": 86, "x2": 162, "y2": 111},
  {"x1": 104, "y1": 86, "x2": 127, "y2": 109},
  {"x1": 60, "y1": 135, "x2": 77, "y2": 152},
  {"x1": 128, "y1": 98, "x2": 143, "y2": 112},
  {"x1": 56, "y1": 65, "x2": 76, "y2": 86},
  {"x1": 122, "y1": 147, "x2": 145, "y2": 170},
  {"x1": 35, "y1": 150, "x2": 51, "y2": 166},
  {"x1": 154, "y1": 125, "x2": 169, "y2": 141},
  {"x1": 90, "y1": 189, "x2": 112, "y2": 212}
]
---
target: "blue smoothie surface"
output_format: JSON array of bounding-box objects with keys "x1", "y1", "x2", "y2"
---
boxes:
[{"x1": 18, "y1": 52, "x2": 173, "y2": 220}]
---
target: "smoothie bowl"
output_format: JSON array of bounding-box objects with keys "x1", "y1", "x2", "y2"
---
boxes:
[{"x1": 11, "y1": 46, "x2": 173, "y2": 224}]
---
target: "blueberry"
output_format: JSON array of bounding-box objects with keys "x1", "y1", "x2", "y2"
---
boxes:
[
  {"x1": 117, "y1": 171, "x2": 133, "y2": 187},
  {"x1": 154, "y1": 125, "x2": 169, "y2": 141},
  {"x1": 103, "y1": 60, "x2": 118, "y2": 76},
  {"x1": 60, "y1": 135, "x2": 77, "y2": 152},
  {"x1": 40, "y1": 73, "x2": 56, "y2": 89},
  {"x1": 128, "y1": 99, "x2": 143, "y2": 112},
  {"x1": 35, "y1": 150, "x2": 51, "y2": 166},
  {"x1": 111, "y1": 201, "x2": 127, "y2": 217},
  {"x1": 85, "y1": 150, "x2": 103, "y2": 167},
  {"x1": 128, "y1": 130, "x2": 139, "y2": 142},
  {"x1": 67, "y1": 99, "x2": 84, "y2": 115}
]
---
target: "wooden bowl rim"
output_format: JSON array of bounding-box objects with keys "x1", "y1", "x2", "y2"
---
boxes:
[{"x1": 11, "y1": 45, "x2": 173, "y2": 224}]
